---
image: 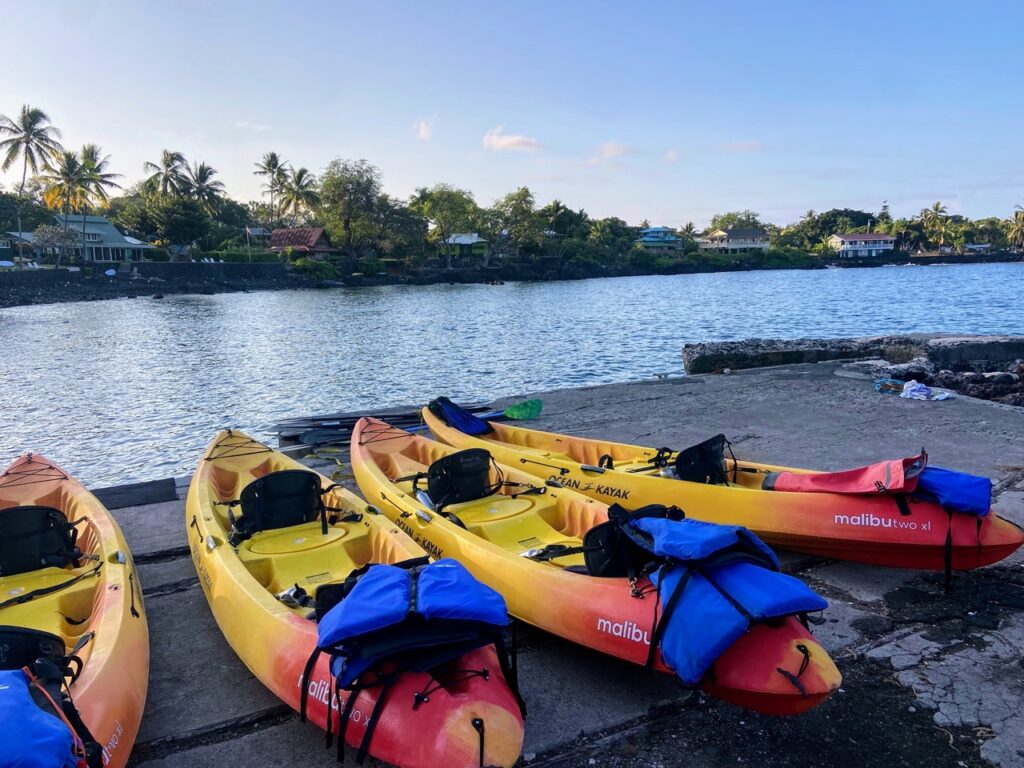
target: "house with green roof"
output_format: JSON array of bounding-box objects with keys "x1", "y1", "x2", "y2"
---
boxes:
[{"x1": 6, "y1": 214, "x2": 155, "y2": 263}]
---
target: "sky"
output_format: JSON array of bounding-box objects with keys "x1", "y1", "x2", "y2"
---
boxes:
[{"x1": 2, "y1": 1, "x2": 1022, "y2": 228}]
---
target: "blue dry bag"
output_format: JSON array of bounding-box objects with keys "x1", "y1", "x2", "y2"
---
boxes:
[{"x1": 914, "y1": 466, "x2": 992, "y2": 516}]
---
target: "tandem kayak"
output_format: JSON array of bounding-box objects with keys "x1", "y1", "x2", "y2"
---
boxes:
[
  {"x1": 0, "y1": 453, "x2": 149, "y2": 768},
  {"x1": 351, "y1": 418, "x2": 841, "y2": 717},
  {"x1": 422, "y1": 402, "x2": 1023, "y2": 571},
  {"x1": 187, "y1": 430, "x2": 524, "y2": 768}
]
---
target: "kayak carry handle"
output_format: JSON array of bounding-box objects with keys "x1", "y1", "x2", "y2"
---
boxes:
[{"x1": 579, "y1": 464, "x2": 607, "y2": 474}]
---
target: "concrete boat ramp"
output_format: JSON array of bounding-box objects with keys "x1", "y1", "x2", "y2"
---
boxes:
[{"x1": 109, "y1": 362, "x2": 1024, "y2": 767}]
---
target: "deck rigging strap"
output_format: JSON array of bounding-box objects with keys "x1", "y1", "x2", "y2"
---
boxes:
[
  {"x1": 204, "y1": 431, "x2": 275, "y2": 462},
  {"x1": 0, "y1": 458, "x2": 68, "y2": 489}
]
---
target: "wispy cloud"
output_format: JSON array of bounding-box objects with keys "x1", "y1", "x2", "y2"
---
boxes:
[
  {"x1": 716, "y1": 140, "x2": 765, "y2": 153},
  {"x1": 414, "y1": 116, "x2": 434, "y2": 141},
  {"x1": 482, "y1": 126, "x2": 542, "y2": 152},
  {"x1": 665, "y1": 148, "x2": 678, "y2": 163},
  {"x1": 236, "y1": 120, "x2": 271, "y2": 133},
  {"x1": 587, "y1": 141, "x2": 630, "y2": 166}
]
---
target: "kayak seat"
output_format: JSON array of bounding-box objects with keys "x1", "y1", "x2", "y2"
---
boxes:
[
  {"x1": 223, "y1": 470, "x2": 330, "y2": 546},
  {"x1": 674, "y1": 435, "x2": 730, "y2": 485},
  {"x1": 0, "y1": 505, "x2": 83, "y2": 577},
  {"x1": 0, "y1": 626, "x2": 66, "y2": 670}
]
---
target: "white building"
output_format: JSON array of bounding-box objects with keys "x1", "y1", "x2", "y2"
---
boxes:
[
  {"x1": 698, "y1": 227, "x2": 770, "y2": 254},
  {"x1": 827, "y1": 233, "x2": 896, "y2": 258}
]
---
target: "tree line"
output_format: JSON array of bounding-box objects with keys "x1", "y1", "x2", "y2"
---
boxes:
[{"x1": 3, "y1": 104, "x2": 1024, "y2": 270}]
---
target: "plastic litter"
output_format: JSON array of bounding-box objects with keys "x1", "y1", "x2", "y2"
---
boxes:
[{"x1": 900, "y1": 380, "x2": 952, "y2": 401}]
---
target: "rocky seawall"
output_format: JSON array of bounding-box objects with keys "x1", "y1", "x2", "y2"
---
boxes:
[
  {"x1": 683, "y1": 334, "x2": 1024, "y2": 406},
  {"x1": 0, "y1": 262, "x2": 317, "y2": 308}
]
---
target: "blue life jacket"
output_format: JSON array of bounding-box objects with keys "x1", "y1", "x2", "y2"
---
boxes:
[
  {"x1": 913, "y1": 466, "x2": 991, "y2": 517},
  {"x1": 428, "y1": 397, "x2": 493, "y2": 436},
  {"x1": 300, "y1": 557, "x2": 522, "y2": 765},
  {"x1": 0, "y1": 669, "x2": 79, "y2": 768},
  {"x1": 316, "y1": 558, "x2": 509, "y2": 685},
  {"x1": 625, "y1": 513, "x2": 827, "y2": 686}
]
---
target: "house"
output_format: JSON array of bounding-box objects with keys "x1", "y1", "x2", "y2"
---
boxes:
[
  {"x1": 635, "y1": 226, "x2": 682, "y2": 253},
  {"x1": 0, "y1": 235, "x2": 13, "y2": 260},
  {"x1": 445, "y1": 233, "x2": 489, "y2": 261},
  {"x1": 268, "y1": 227, "x2": 341, "y2": 259},
  {"x1": 964, "y1": 243, "x2": 992, "y2": 254},
  {"x1": 827, "y1": 233, "x2": 896, "y2": 258},
  {"x1": 8, "y1": 214, "x2": 155, "y2": 263},
  {"x1": 698, "y1": 227, "x2": 770, "y2": 253}
]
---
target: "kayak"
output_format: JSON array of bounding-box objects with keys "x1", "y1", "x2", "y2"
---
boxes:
[
  {"x1": 0, "y1": 453, "x2": 149, "y2": 768},
  {"x1": 187, "y1": 430, "x2": 524, "y2": 768},
  {"x1": 423, "y1": 406, "x2": 1024, "y2": 571},
  {"x1": 351, "y1": 418, "x2": 841, "y2": 716}
]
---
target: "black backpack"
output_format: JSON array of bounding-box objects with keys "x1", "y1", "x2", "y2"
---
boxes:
[{"x1": 0, "y1": 505, "x2": 82, "y2": 577}]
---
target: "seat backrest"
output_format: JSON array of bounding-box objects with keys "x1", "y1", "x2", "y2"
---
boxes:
[
  {"x1": 0, "y1": 625, "x2": 67, "y2": 670},
  {"x1": 236, "y1": 470, "x2": 324, "y2": 538},
  {"x1": 674, "y1": 434, "x2": 729, "y2": 485},
  {"x1": 426, "y1": 449, "x2": 497, "y2": 509},
  {"x1": 0, "y1": 506, "x2": 81, "y2": 577}
]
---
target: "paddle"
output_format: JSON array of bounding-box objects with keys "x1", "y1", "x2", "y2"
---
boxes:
[{"x1": 297, "y1": 399, "x2": 543, "y2": 449}]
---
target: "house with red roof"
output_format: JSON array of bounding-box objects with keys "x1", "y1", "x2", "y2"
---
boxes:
[{"x1": 268, "y1": 227, "x2": 341, "y2": 259}]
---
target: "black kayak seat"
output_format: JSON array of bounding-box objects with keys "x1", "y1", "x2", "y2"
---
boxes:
[{"x1": 0, "y1": 505, "x2": 82, "y2": 577}]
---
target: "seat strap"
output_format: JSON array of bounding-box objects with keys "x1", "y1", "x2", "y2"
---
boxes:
[
  {"x1": 0, "y1": 562, "x2": 102, "y2": 611},
  {"x1": 522, "y1": 543, "x2": 597, "y2": 562},
  {"x1": 354, "y1": 675, "x2": 397, "y2": 765},
  {"x1": 299, "y1": 648, "x2": 321, "y2": 722}
]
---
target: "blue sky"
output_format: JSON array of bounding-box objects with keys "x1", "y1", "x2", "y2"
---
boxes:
[{"x1": 2, "y1": 1, "x2": 1021, "y2": 227}]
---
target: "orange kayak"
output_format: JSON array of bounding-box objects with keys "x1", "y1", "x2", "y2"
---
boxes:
[
  {"x1": 0, "y1": 454, "x2": 149, "y2": 768},
  {"x1": 351, "y1": 418, "x2": 841, "y2": 717},
  {"x1": 423, "y1": 407, "x2": 1024, "y2": 571}
]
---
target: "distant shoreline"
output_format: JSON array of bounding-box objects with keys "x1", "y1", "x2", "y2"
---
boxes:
[{"x1": 1, "y1": 251, "x2": 1021, "y2": 310}]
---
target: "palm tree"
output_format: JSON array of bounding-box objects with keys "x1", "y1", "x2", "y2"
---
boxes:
[
  {"x1": 38, "y1": 150, "x2": 92, "y2": 265},
  {"x1": 589, "y1": 219, "x2": 610, "y2": 244},
  {"x1": 78, "y1": 144, "x2": 122, "y2": 260},
  {"x1": 1008, "y1": 211, "x2": 1024, "y2": 250},
  {"x1": 253, "y1": 151, "x2": 287, "y2": 227},
  {"x1": 143, "y1": 150, "x2": 188, "y2": 196},
  {"x1": 920, "y1": 201, "x2": 947, "y2": 227},
  {"x1": 801, "y1": 209, "x2": 816, "y2": 222},
  {"x1": 545, "y1": 199, "x2": 570, "y2": 234},
  {"x1": 0, "y1": 105, "x2": 63, "y2": 263},
  {"x1": 185, "y1": 162, "x2": 225, "y2": 215},
  {"x1": 278, "y1": 167, "x2": 319, "y2": 218},
  {"x1": 679, "y1": 221, "x2": 697, "y2": 238}
]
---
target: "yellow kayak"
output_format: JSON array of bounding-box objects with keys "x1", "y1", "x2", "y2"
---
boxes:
[
  {"x1": 187, "y1": 430, "x2": 524, "y2": 768},
  {"x1": 0, "y1": 453, "x2": 149, "y2": 768},
  {"x1": 423, "y1": 402, "x2": 1024, "y2": 571}
]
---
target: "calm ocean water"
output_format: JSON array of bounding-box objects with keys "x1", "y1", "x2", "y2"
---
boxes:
[{"x1": 2, "y1": 263, "x2": 1021, "y2": 486}]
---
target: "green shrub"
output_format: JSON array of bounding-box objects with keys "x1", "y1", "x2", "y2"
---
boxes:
[
  {"x1": 146, "y1": 248, "x2": 170, "y2": 262},
  {"x1": 292, "y1": 257, "x2": 337, "y2": 281}
]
